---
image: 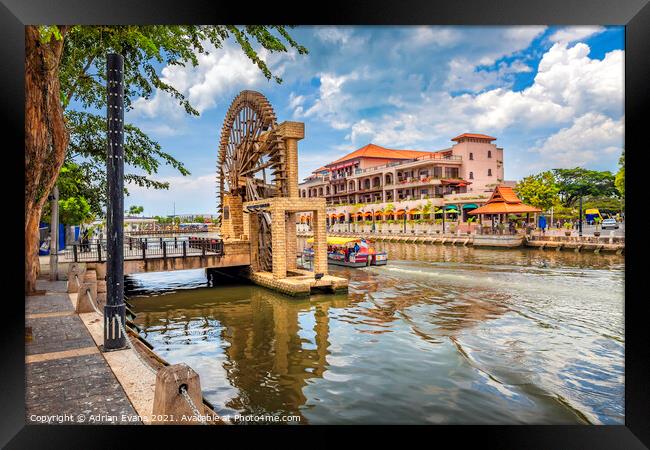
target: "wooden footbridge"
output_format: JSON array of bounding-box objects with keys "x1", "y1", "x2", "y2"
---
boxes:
[{"x1": 63, "y1": 90, "x2": 348, "y2": 296}]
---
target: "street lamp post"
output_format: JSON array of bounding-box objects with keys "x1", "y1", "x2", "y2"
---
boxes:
[
  {"x1": 442, "y1": 209, "x2": 445, "y2": 234},
  {"x1": 49, "y1": 185, "x2": 59, "y2": 281},
  {"x1": 104, "y1": 53, "x2": 127, "y2": 351},
  {"x1": 578, "y1": 196, "x2": 583, "y2": 237}
]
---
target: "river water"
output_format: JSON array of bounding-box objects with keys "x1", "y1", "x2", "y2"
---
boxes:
[{"x1": 127, "y1": 242, "x2": 624, "y2": 425}]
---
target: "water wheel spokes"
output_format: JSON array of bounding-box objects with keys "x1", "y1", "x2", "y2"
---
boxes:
[{"x1": 217, "y1": 90, "x2": 287, "y2": 271}]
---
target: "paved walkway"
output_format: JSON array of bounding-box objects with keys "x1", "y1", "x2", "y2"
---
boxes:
[{"x1": 25, "y1": 279, "x2": 140, "y2": 424}]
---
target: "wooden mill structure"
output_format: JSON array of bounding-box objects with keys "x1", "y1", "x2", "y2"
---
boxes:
[{"x1": 216, "y1": 91, "x2": 347, "y2": 295}]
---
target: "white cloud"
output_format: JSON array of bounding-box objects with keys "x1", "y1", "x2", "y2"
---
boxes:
[
  {"x1": 528, "y1": 43, "x2": 623, "y2": 117},
  {"x1": 338, "y1": 41, "x2": 623, "y2": 153},
  {"x1": 130, "y1": 40, "x2": 287, "y2": 121},
  {"x1": 474, "y1": 26, "x2": 547, "y2": 66},
  {"x1": 445, "y1": 58, "x2": 533, "y2": 92},
  {"x1": 531, "y1": 112, "x2": 623, "y2": 167},
  {"x1": 314, "y1": 27, "x2": 354, "y2": 44},
  {"x1": 410, "y1": 26, "x2": 462, "y2": 47},
  {"x1": 549, "y1": 26, "x2": 605, "y2": 44},
  {"x1": 302, "y1": 71, "x2": 362, "y2": 129}
]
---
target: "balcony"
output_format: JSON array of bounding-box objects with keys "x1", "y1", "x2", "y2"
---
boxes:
[{"x1": 353, "y1": 154, "x2": 462, "y2": 176}]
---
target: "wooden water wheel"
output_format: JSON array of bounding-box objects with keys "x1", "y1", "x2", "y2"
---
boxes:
[{"x1": 216, "y1": 90, "x2": 287, "y2": 271}]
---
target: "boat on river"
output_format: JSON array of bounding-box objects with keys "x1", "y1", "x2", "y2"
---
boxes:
[{"x1": 302, "y1": 236, "x2": 388, "y2": 268}]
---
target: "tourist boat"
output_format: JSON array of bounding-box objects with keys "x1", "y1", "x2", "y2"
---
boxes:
[{"x1": 302, "y1": 236, "x2": 388, "y2": 268}]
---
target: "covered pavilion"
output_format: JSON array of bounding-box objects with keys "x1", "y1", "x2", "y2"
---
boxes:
[{"x1": 468, "y1": 185, "x2": 542, "y2": 228}]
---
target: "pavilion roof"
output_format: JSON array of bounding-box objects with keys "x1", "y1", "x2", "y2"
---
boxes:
[{"x1": 468, "y1": 185, "x2": 541, "y2": 215}]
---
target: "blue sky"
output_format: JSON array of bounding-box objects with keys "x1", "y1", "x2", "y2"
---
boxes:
[{"x1": 112, "y1": 26, "x2": 624, "y2": 216}]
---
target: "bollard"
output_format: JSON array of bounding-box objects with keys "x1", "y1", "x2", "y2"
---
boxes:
[
  {"x1": 67, "y1": 263, "x2": 86, "y2": 293},
  {"x1": 152, "y1": 363, "x2": 205, "y2": 424},
  {"x1": 76, "y1": 269, "x2": 98, "y2": 314}
]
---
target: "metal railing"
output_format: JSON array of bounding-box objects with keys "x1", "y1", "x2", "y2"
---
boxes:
[
  {"x1": 63, "y1": 236, "x2": 224, "y2": 262},
  {"x1": 127, "y1": 227, "x2": 209, "y2": 235}
]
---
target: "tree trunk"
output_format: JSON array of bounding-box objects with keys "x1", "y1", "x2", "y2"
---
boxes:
[{"x1": 25, "y1": 26, "x2": 69, "y2": 294}]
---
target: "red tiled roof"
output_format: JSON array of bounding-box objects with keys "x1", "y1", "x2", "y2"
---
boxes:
[
  {"x1": 326, "y1": 143, "x2": 440, "y2": 166},
  {"x1": 312, "y1": 166, "x2": 329, "y2": 173},
  {"x1": 451, "y1": 133, "x2": 496, "y2": 142}
]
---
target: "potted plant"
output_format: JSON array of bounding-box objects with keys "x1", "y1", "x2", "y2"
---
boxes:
[
  {"x1": 563, "y1": 222, "x2": 572, "y2": 236},
  {"x1": 593, "y1": 217, "x2": 602, "y2": 236}
]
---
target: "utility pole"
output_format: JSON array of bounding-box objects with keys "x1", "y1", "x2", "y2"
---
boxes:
[
  {"x1": 104, "y1": 53, "x2": 127, "y2": 351},
  {"x1": 49, "y1": 185, "x2": 59, "y2": 281}
]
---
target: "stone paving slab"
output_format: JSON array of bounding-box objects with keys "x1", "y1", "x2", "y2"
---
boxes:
[
  {"x1": 26, "y1": 354, "x2": 139, "y2": 424},
  {"x1": 35, "y1": 279, "x2": 68, "y2": 293},
  {"x1": 25, "y1": 291, "x2": 74, "y2": 315},
  {"x1": 25, "y1": 314, "x2": 95, "y2": 355},
  {"x1": 25, "y1": 276, "x2": 141, "y2": 424}
]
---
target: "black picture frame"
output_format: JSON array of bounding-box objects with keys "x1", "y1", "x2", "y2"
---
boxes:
[{"x1": 2, "y1": 0, "x2": 648, "y2": 447}]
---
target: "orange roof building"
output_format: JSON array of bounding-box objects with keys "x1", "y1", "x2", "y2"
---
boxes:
[
  {"x1": 327, "y1": 143, "x2": 442, "y2": 168},
  {"x1": 299, "y1": 133, "x2": 510, "y2": 207},
  {"x1": 468, "y1": 185, "x2": 542, "y2": 215}
]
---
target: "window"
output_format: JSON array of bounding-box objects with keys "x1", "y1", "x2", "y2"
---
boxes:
[
  {"x1": 223, "y1": 206, "x2": 230, "y2": 220},
  {"x1": 469, "y1": 152, "x2": 473, "y2": 160},
  {"x1": 445, "y1": 167, "x2": 459, "y2": 178},
  {"x1": 488, "y1": 150, "x2": 492, "y2": 158},
  {"x1": 488, "y1": 169, "x2": 492, "y2": 176},
  {"x1": 469, "y1": 171, "x2": 474, "y2": 179}
]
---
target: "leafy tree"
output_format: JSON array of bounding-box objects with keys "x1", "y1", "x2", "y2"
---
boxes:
[
  {"x1": 194, "y1": 215, "x2": 205, "y2": 223},
  {"x1": 25, "y1": 25, "x2": 308, "y2": 293},
  {"x1": 421, "y1": 200, "x2": 433, "y2": 220},
  {"x1": 514, "y1": 171, "x2": 560, "y2": 211},
  {"x1": 127, "y1": 205, "x2": 144, "y2": 216},
  {"x1": 552, "y1": 168, "x2": 617, "y2": 207},
  {"x1": 58, "y1": 197, "x2": 93, "y2": 225},
  {"x1": 615, "y1": 151, "x2": 625, "y2": 199},
  {"x1": 583, "y1": 196, "x2": 623, "y2": 214}
]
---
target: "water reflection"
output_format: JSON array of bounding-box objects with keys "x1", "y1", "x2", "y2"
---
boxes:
[
  {"x1": 133, "y1": 285, "x2": 350, "y2": 421},
  {"x1": 129, "y1": 244, "x2": 623, "y2": 425}
]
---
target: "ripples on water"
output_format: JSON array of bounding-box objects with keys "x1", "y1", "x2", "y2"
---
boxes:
[{"x1": 128, "y1": 243, "x2": 624, "y2": 425}]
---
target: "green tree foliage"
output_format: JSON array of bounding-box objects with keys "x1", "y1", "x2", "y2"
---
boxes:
[
  {"x1": 514, "y1": 171, "x2": 560, "y2": 211},
  {"x1": 56, "y1": 25, "x2": 308, "y2": 215},
  {"x1": 42, "y1": 163, "x2": 97, "y2": 224},
  {"x1": 552, "y1": 168, "x2": 617, "y2": 206},
  {"x1": 127, "y1": 205, "x2": 144, "y2": 216},
  {"x1": 583, "y1": 196, "x2": 623, "y2": 214},
  {"x1": 58, "y1": 197, "x2": 92, "y2": 225},
  {"x1": 615, "y1": 151, "x2": 625, "y2": 199}
]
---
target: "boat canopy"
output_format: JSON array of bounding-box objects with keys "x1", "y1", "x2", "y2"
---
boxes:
[{"x1": 307, "y1": 236, "x2": 362, "y2": 245}]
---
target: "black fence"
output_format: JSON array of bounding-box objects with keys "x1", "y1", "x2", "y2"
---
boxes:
[
  {"x1": 127, "y1": 227, "x2": 210, "y2": 236},
  {"x1": 63, "y1": 237, "x2": 224, "y2": 262}
]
